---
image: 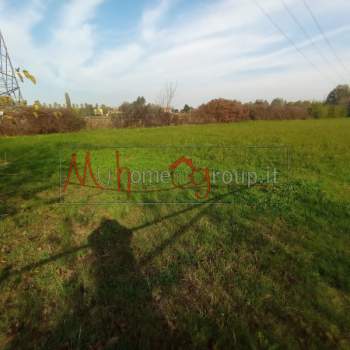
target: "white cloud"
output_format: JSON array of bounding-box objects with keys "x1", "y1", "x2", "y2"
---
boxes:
[
  {"x1": 0, "y1": 0, "x2": 349, "y2": 107},
  {"x1": 141, "y1": 0, "x2": 174, "y2": 42}
]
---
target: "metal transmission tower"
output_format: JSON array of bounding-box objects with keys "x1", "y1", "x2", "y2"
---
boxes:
[{"x1": 0, "y1": 30, "x2": 22, "y2": 102}]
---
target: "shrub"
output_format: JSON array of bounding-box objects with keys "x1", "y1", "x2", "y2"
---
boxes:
[
  {"x1": 0, "y1": 96, "x2": 15, "y2": 107},
  {"x1": 0, "y1": 107, "x2": 86, "y2": 136},
  {"x1": 193, "y1": 99, "x2": 310, "y2": 123},
  {"x1": 195, "y1": 99, "x2": 250, "y2": 123},
  {"x1": 327, "y1": 104, "x2": 348, "y2": 118},
  {"x1": 112, "y1": 97, "x2": 171, "y2": 128}
]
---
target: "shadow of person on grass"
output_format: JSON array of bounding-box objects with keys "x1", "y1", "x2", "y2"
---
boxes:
[{"x1": 38, "y1": 218, "x2": 188, "y2": 350}]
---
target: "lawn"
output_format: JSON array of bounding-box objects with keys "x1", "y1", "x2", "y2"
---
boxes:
[{"x1": 0, "y1": 118, "x2": 350, "y2": 349}]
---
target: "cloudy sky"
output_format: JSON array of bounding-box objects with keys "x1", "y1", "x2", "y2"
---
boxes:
[{"x1": 0, "y1": 0, "x2": 349, "y2": 107}]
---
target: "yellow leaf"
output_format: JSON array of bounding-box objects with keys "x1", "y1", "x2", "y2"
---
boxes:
[
  {"x1": 22, "y1": 70, "x2": 37, "y2": 85},
  {"x1": 16, "y1": 71, "x2": 24, "y2": 83}
]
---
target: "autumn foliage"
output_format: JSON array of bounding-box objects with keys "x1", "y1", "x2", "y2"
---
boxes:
[
  {"x1": 1, "y1": 84, "x2": 349, "y2": 135},
  {"x1": 0, "y1": 107, "x2": 86, "y2": 136},
  {"x1": 194, "y1": 99, "x2": 250, "y2": 123},
  {"x1": 110, "y1": 92, "x2": 349, "y2": 130}
]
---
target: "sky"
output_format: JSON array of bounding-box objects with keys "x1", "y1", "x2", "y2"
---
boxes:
[{"x1": 0, "y1": 0, "x2": 350, "y2": 108}]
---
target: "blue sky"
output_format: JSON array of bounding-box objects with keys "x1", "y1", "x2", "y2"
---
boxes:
[{"x1": 1, "y1": 0, "x2": 350, "y2": 107}]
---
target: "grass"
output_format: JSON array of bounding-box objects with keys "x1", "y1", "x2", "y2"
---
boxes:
[{"x1": 0, "y1": 118, "x2": 349, "y2": 349}]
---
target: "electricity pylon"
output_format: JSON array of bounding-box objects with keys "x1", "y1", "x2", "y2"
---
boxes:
[{"x1": 0, "y1": 30, "x2": 22, "y2": 102}]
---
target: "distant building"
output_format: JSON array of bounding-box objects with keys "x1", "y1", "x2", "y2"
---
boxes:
[
  {"x1": 106, "y1": 108, "x2": 122, "y2": 117},
  {"x1": 93, "y1": 108, "x2": 104, "y2": 116}
]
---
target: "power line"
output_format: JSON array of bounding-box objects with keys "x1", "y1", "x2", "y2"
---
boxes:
[
  {"x1": 281, "y1": 0, "x2": 345, "y2": 82},
  {"x1": 301, "y1": 0, "x2": 350, "y2": 77},
  {"x1": 252, "y1": 0, "x2": 335, "y2": 85}
]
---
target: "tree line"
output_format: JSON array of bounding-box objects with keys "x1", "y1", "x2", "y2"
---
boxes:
[
  {"x1": 0, "y1": 85, "x2": 349, "y2": 135},
  {"x1": 112, "y1": 85, "x2": 350, "y2": 128}
]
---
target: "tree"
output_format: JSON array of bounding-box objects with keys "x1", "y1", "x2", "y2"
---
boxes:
[
  {"x1": 309, "y1": 102, "x2": 328, "y2": 119},
  {"x1": 326, "y1": 85, "x2": 350, "y2": 105},
  {"x1": 135, "y1": 96, "x2": 146, "y2": 107},
  {"x1": 84, "y1": 104, "x2": 94, "y2": 116},
  {"x1": 65, "y1": 92, "x2": 72, "y2": 109},
  {"x1": 114, "y1": 97, "x2": 170, "y2": 127},
  {"x1": 271, "y1": 98, "x2": 285, "y2": 107},
  {"x1": 158, "y1": 82, "x2": 177, "y2": 112},
  {"x1": 196, "y1": 99, "x2": 250, "y2": 123},
  {"x1": 181, "y1": 104, "x2": 193, "y2": 113}
]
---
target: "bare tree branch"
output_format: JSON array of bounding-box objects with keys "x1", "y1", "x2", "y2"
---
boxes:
[{"x1": 158, "y1": 82, "x2": 177, "y2": 112}]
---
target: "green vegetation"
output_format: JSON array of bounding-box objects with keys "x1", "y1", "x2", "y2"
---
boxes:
[
  {"x1": 326, "y1": 85, "x2": 350, "y2": 105},
  {"x1": 1, "y1": 85, "x2": 350, "y2": 137},
  {"x1": 0, "y1": 118, "x2": 349, "y2": 349},
  {"x1": 0, "y1": 96, "x2": 15, "y2": 107}
]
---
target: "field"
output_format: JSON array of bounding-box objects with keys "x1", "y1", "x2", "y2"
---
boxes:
[{"x1": 0, "y1": 118, "x2": 350, "y2": 349}]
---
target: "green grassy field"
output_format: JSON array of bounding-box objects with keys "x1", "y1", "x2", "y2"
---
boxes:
[{"x1": 0, "y1": 118, "x2": 350, "y2": 349}]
